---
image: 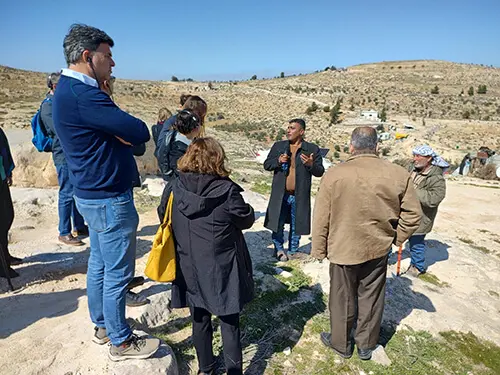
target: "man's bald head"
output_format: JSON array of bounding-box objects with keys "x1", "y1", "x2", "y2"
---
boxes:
[{"x1": 350, "y1": 127, "x2": 378, "y2": 155}]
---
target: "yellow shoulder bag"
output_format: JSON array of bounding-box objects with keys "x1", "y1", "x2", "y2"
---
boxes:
[{"x1": 144, "y1": 192, "x2": 176, "y2": 282}]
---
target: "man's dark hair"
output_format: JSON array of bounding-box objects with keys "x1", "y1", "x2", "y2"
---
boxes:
[
  {"x1": 63, "y1": 24, "x2": 114, "y2": 66},
  {"x1": 175, "y1": 110, "x2": 200, "y2": 135},
  {"x1": 180, "y1": 94, "x2": 191, "y2": 106},
  {"x1": 47, "y1": 72, "x2": 61, "y2": 89},
  {"x1": 289, "y1": 118, "x2": 306, "y2": 130},
  {"x1": 351, "y1": 127, "x2": 378, "y2": 154}
]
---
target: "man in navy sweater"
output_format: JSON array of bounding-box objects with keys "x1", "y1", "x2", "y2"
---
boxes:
[{"x1": 53, "y1": 24, "x2": 159, "y2": 361}]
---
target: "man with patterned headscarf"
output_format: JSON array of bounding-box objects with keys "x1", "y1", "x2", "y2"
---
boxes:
[{"x1": 407, "y1": 145, "x2": 447, "y2": 277}]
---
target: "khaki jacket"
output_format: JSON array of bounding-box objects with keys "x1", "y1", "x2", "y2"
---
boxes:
[
  {"x1": 409, "y1": 164, "x2": 446, "y2": 235},
  {"x1": 311, "y1": 154, "x2": 422, "y2": 265}
]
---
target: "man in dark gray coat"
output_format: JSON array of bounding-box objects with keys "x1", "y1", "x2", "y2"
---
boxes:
[
  {"x1": 264, "y1": 118, "x2": 324, "y2": 261},
  {"x1": 41, "y1": 72, "x2": 86, "y2": 246}
]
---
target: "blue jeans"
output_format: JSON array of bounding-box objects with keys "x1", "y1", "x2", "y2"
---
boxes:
[
  {"x1": 272, "y1": 193, "x2": 301, "y2": 254},
  {"x1": 74, "y1": 189, "x2": 138, "y2": 346},
  {"x1": 56, "y1": 164, "x2": 85, "y2": 236},
  {"x1": 409, "y1": 234, "x2": 427, "y2": 272}
]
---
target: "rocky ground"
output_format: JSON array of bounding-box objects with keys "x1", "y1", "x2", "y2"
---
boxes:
[{"x1": 1, "y1": 170, "x2": 499, "y2": 374}]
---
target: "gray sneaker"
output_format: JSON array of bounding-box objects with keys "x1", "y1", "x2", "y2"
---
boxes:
[
  {"x1": 406, "y1": 265, "x2": 424, "y2": 278},
  {"x1": 108, "y1": 334, "x2": 160, "y2": 362},
  {"x1": 126, "y1": 291, "x2": 149, "y2": 307},
  {"x1": 92, "y1": 326, "x2": 110, "y2": 345}
]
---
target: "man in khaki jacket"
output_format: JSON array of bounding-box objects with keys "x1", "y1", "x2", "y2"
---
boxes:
[{"x1": 312, "y1": 127, "x2": 421, "y2": 360}]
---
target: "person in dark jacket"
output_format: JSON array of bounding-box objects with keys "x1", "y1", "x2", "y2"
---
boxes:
[
  {"x1": 41, "y1": 72, "x2": 86, "y2": 246},
  {"x1": 0, "y1": 127, "x2": 22, "y2": 278},
  {"x1": 264, "y1": 118, "x2": 324, "y2": 261},
  {"x1": 406, "y1": 145, "x2": 447, "y2": 277},
  {"x1": 156, "y1": 95, "x2": 206, "y2": 179},
  {"x1": 157, "y1": 109, "x2": 202, "y2": 222},
  {"x1": 170, "y1": 137, "x2": 255, "y2": 375},
  {"x1": 151, "y1": 107, "x2": 173, "y2": 148}
]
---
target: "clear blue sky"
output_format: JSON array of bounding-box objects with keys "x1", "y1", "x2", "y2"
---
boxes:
[{"x1": 1, "y1": 0, "x2": 499, "y2": 81}]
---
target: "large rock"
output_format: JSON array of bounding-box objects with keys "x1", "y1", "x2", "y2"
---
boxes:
[
  {"x1": 11, "y1": 139, "x2": 159, "y2": 188},
  {"x1": 127, "y1": 283, "x2": 173, "y2": 330},
  {"x1": 110, "y1": 331, "x2": 178, "y2": 375}
]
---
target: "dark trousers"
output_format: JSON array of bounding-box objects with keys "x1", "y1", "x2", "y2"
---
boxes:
[
  {"x1": 328, "y1": 255, "x2": 388, "y2": 353},
  {"x1": 190, "y1": 307, "x2": 242, "y2": 375},
  {"x1": 0, "y1": 180, "x2": 14, "y2": 267}
]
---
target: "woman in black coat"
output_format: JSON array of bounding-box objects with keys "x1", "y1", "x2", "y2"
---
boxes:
[{"x1": 170, "y1": 137, "x2": 255, "y2": 375}]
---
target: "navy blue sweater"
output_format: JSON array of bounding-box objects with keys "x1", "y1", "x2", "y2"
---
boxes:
[{"x1": 53, "y1": 75, "x2": 150, "y2": 199}]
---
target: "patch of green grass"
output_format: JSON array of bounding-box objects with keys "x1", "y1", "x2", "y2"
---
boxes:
[
  {"x1": 471, "y1": 244, "x2": 491, "y2": 254},
  {"x1": 459, "y1": 237, "x2": 475, "y2": 245},
  {"x1": 488, "y1": 290, "x2": 499, "y2": 298},
  {"x1": 440, "y1": 331, "x2": 500, "y2": 373},
  {"x1": 419, "y1": 272, "x2": 450, "y2": 287},
  {"x1": 251, "y1": 181, "x2": 272, "y2": 195},
  {"x1": 255, "y1": 263, "x2": 276, "y2": 275},
  {"x1": 133, "y1": 190, "x2": 159, "y2": 214},
  {"x1": 292, "y1": 328, "x2": 500, "y2": 375},
  {"x1": 275, "y1": 265, "x2": 312, "y2": 292}
]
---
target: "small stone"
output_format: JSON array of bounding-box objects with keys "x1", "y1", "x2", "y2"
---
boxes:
[
  {"x1": 283, "y1": 347, "x2": 291, "y2": 356},
  {"x1": 334, "y1": 359, "x2": 341, "y2": 364},
  {"x1": 283, "y1": 360, "x2": 293, "y2": 367},
  {"x1": 371, "y1": 345, "x2": 392, "y2": 366},
  {"x1": 359, "y1": 371, "x2": 367, "y2": 375}
]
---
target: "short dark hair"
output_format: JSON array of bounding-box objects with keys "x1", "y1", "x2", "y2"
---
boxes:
[
  {"x1": 175, "y1": 110, "x2": 200, "y2": 135},
  {"x1": 351, "y1": 127, "x2": 378, "y2": 153},
  {"x1": 289, "y1": 118, "x2": 306, "y2": 130},
  {"x1": 47, "y1": 72, "x2": 61, "y2": 89},
  {"x1": 63, "y1": 24, "x2": 114, "y2": 65}
]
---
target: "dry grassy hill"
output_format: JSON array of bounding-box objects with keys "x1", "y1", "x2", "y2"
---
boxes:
[{"x1": 1, "y1": 60, "x2": 500, "y2": 164}]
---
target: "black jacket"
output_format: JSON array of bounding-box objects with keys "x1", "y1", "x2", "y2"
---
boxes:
[
  {"x1": 170, "y1": 172, "x2": 255, "y2": 316},
  {"x1": 157, "y1": 129, "x2": 189, "y2": 181},
  {"x1": 264, "y1": 140, "x2": 324, "y2": 235}
]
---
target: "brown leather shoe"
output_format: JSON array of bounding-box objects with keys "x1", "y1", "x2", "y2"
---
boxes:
[{"x1": 58, "y1": 234, "x2": 84, "y2": 246}]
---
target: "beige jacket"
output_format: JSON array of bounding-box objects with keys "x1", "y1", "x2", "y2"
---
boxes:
[{"x1": 311, "y1": 154, "x2": 422, "y2": 265}]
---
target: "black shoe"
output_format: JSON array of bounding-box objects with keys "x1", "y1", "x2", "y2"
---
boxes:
[
  {"x1": 9, "y1": 256, "x2": 23, "y2": 266},
  {"x1": 357, "y1": 347, "x2": 373, "y2": 360},
  {"x1": 75, "y1": 226, "x2": 89, "y2": 238},
  {"x1": 0, "y1": 267, "x2": 20, "y2": 279},
  {"x1": 127, "y1": 276, "x2": 145, "y2": 290},
  {"x1": 320, "y1": 332, "x2": 353, "y2": 359}
]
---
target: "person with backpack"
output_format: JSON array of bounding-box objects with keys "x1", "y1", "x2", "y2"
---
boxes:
[
  {"x1": 157, "y1": 109, "x2": 202, "y2": 222},
  {"x1": 41, "y1": 72, "x2": 87, "y2": 246},
  {"x1": 0, "y1": 127, "x2": 22, "y2": 278}
]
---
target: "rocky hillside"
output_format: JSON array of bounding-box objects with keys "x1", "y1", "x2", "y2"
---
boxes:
[{"x1": 1, "y1": 60, "x2": 500, "y2": 164}]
